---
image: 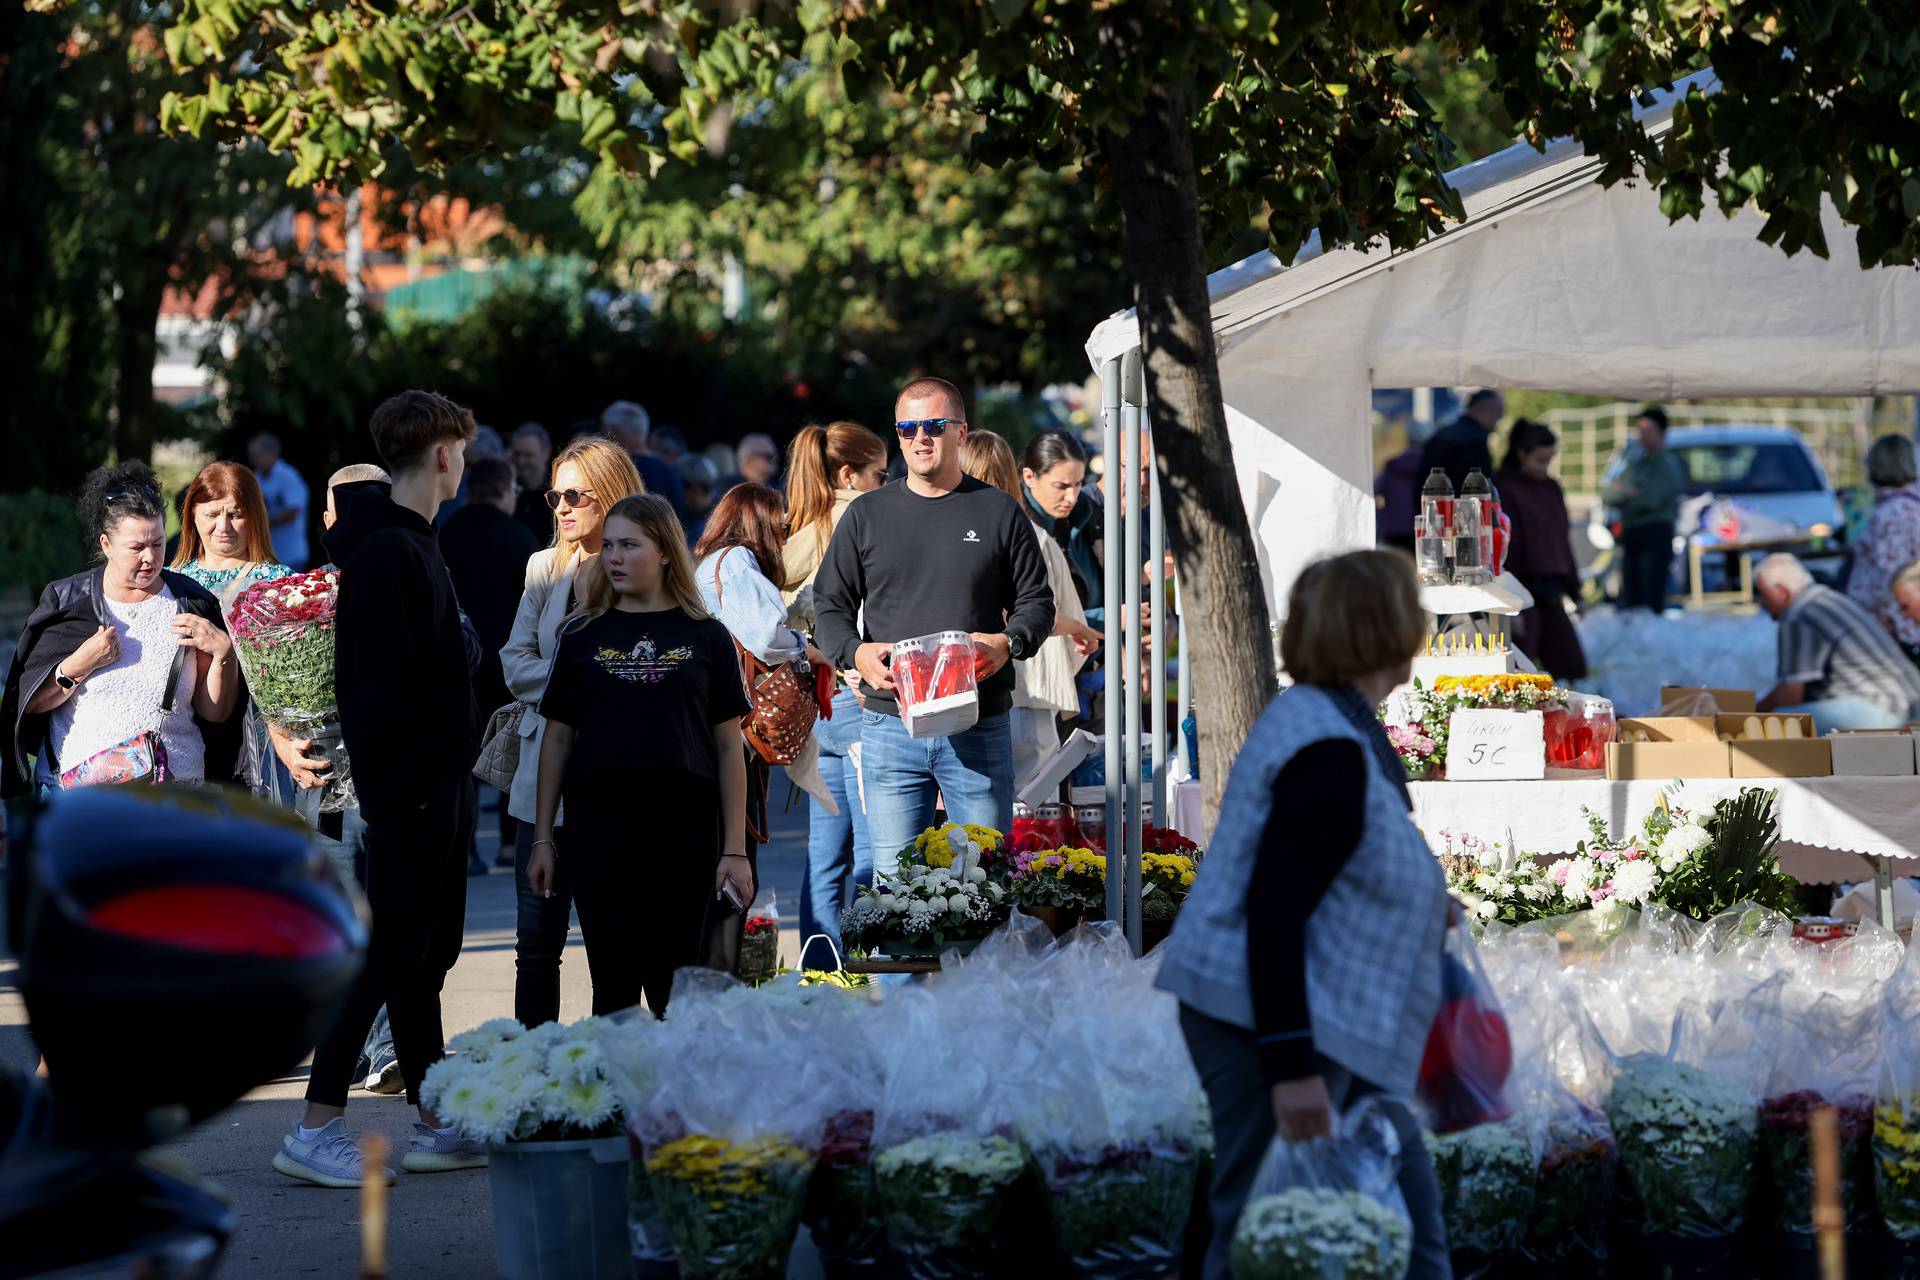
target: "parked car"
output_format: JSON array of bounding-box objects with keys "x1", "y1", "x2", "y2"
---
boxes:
[{"x1": 1589, "y1": 425, "x2": 1846, "y2": 600}]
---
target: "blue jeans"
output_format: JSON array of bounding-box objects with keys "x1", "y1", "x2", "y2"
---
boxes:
[
  {"x1": 860, "y1": 709, "x2": 1014, "y2": 878},
  {"x1": 801, "y1": 690, "x2": 872, "y2": 970},
  {"x1": 1776, "y1": 697, "x2": 1905, "y2": 734},
  {"x1": 306, "y1": 802, "x2": 395, "y2": 1069}
]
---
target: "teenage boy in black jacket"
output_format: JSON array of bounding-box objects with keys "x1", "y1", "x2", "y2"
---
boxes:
[
  {"x1": 273, "y1": 391, "x2": 485, "y2": 1188},
  {"x1": 814, "y1": 376, "x2": 1053, "y2": 875}
]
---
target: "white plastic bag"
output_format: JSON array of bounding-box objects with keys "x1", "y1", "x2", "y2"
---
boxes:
[{"x1": 1230, "y1": 1098, "x2": 1413, "y2": 1280}]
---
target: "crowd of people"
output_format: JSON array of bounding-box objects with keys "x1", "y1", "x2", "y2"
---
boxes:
[{"x1": 0, "y1": 376, "x2": 1150, "y2": 1192}]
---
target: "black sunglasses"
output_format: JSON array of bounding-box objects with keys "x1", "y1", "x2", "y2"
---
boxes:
[
  {"x1": 543, "y1": 487, "x2": 598, "y2": 510},
  {"x1": 895, "y1": 418, "x2": 965, "y2": 439},
  {"x1": 104, "y1": 481, "x2": 162, "y2": 503}
]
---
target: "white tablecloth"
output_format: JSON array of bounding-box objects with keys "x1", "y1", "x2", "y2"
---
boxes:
[
  {"x1": 1173, "y1": 779, "x2": 1204, "y2": 844},
  {"x1": 1409, "y1": 775, "x2": 1920, "y2": 883}
]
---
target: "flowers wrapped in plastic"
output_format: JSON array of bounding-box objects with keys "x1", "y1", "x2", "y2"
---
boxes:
[
  {"x1": 1010, "y1": 928, "x2": 1201, "y2": 1279},
  {"x1": 1425, "y1": 1119, "x2": 1535, "y2": 1265},
  {"x1": 841, "y1": 825, "x2": 1010, "y2": 957},
  {"x1": 1759, "y1": 921, "x2": 1897, "y2": 1239},
  {"x1": 869, "y1": 969, "x2": 1036, "y2": 1279},
  {"x1": 227, "y1": 568, "x2": 355, "y2": 811},
  {"x1": 1230, "y1": 1098, "x2": 1413, "y2": 1280},
  {"x1": 1879, "y1": 932, "x2": 1920, "y2": 1244},
  {"x1": 602, "y1": 974, "x2": 850, "y2": 1280}
]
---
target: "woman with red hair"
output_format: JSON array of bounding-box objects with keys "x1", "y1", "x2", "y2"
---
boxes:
[
  {"x1": 172, "y1": 459, "x2": 293, "y2": 793},
  {"x1": 172, "y1": 460, "x2": 292, "y2": 603}
]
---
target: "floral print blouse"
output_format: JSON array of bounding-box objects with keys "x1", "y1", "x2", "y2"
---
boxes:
[{"x1": 1846, "y1": 487, "x2": 1920, "y2": 649}]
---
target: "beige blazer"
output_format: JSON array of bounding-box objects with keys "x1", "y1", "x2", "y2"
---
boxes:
[{"x1": 500, "y1": 546, "x2": 580, "y2": 824}]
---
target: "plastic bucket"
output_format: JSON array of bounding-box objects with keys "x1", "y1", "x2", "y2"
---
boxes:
[{"x1": 488, "y1": 1135, "x2": 631, "y2": 1280}]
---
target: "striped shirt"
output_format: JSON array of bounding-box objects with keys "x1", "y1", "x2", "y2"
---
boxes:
[{"x1": 1779, "y1": 584, "x2": 1920, "y2": 720}]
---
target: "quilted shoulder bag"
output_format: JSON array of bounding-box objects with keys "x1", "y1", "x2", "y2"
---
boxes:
[
  {"x1": 712, "y1": 554, "x2": 817, "y2": 766},
  {"x1": 473, "y1": 701, "x2": 526, "y2": 790}
]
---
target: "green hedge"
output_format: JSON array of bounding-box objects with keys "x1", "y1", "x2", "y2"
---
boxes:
[{"x1": 0, "y1": 490, "x2": 86, "y2": 597}]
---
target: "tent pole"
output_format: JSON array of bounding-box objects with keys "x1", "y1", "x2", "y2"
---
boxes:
[
  {"x1": 1123, "y1": 387, "x2": 1145, "y2": 955},
  {"x1": 1148, "y1": 413, "x2": 1168, "y2": 847},
  {"x1": 1102, "y1": 358, "x2": 1124, "y2": 926}
]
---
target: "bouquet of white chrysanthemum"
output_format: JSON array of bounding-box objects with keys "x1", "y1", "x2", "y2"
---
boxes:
[
  {"x1": 1426, "y1": 1118, "x2": 1537, "y2": 1260},
  {"x1": 1230, "y1": 1099, "x2": 1413, "y2": 1280},
  {"x1": 421, "y1": 1016, "x2": 623, "y2": 1145},
  {"x1": 1607, "y1": 1055, "x2": 1755, "y2": 1238}
]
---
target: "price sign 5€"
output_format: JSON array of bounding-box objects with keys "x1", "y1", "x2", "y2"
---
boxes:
[{"x1": 1445, "y1": 709, "x2": 1547, "y2": 781}]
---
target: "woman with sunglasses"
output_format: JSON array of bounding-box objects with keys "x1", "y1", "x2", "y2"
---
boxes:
[
  {"x1": 3, "y1": 461, "x2": 242, "y2": 797},
  {"x1": 498, "y1": 436, "x2": 644, "y2": 1026}
]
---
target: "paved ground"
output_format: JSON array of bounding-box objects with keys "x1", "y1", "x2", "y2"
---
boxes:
[{"x1": 0, "y1": 774, "x2": 815, "y2": 1278}]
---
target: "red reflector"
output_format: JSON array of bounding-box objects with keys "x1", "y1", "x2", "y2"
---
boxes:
[{"x1": 88, "y1": 886, "x2": 346, "y2": 957}]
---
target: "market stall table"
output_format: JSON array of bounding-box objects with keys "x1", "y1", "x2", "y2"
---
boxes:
[{"x1": 1410, "y1": 774, "x2": 1920, "y2": 929}]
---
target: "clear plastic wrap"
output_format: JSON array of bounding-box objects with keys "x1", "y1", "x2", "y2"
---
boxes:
[
  {"x1": 1416, "y1": 923, "x2": 1514, "y2": 1134},
  {"x1": 1426, "y1": 1118, "x2": 1536, "y2": 1272},
  {"x1": 891, "y1": 630, "x2": 979, "y2": 739},
  {"x1": 603, "y1": 973, "x2": 852, "y2": 1280},
  {"x1": 1013, "y1": 930, "x2": 1202, "y2": 1279},
  {"x1": 226, "y1": 568, "x2": 357, "y2": 811},
  {"x1": 1879, "y1": 932, "x2": 1920, "y2": 1242},
  {"x1": 1761, "y1": 921, "x2": 1899, "y2": 1237},
  {"x1": 1230, "y1": 1098, "x2": 1412, "y2": 1280},
  {"x1": 869, "y1": 977, "x2": 1035, "y2": 1279}
]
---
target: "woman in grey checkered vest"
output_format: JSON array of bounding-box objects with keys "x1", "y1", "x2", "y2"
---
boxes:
[{"x1": 1157, "y1": 550, "x2": 1453, "y2": 1280}]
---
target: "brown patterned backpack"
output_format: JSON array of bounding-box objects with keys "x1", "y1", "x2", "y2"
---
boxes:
[{"x1": 713, "y1": 554, "x2": 817, "y2": 765}]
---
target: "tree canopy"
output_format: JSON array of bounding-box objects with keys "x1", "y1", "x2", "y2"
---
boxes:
[{"x1": 150, "y1": 0, "x2": 1920, "y2": 805}]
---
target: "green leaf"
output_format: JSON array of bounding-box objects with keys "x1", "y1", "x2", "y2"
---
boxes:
[{"x1": 405, "y1": 58, "x2": 435, "y2": 100}]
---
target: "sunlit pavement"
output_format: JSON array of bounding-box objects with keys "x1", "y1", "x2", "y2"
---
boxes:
[{"x1": 0, "y1": 775, "x2": 811, "y2": 1278}]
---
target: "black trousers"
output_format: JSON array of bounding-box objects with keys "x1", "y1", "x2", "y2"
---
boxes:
[
  {"x1": 1618, "y1": 522, "x2": 1676, "y2": 612},
  {"x1": 700, "y1": 749, "x2": 767, "y2": 975},
  {"x1": 512, "y1": 822, "x2": 573, "y2": 1027},
  {"x1": 307, "y1": 779, "x2": 475, "y2": 1109}
]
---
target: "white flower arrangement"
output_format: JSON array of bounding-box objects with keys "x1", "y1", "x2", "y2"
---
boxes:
[
  {"x1": 421, "y1": 1016, "x2": 624, "y2": 1146},
  {"x1": 840, "y1": 855, "x2": 1008, "y2": 952},
  {"x1": 1427, "y1": 1119, "x2": 1536, "y2": 1255},
  {"x1": 1439, "y1": 830, "x2": 1563, "y2": 927},
  {"x1": 1230, "y1": 1187, "x2": 1412, "y2": 1280}
]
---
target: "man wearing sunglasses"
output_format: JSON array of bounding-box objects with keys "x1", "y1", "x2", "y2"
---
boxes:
[{"x1": 814, "y1": 376, "x2": 1055, "y2": 874}]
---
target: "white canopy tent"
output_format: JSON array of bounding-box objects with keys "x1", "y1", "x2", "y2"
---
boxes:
[{"x1": 1086, "y1": 72, "x2": 1920, "y2": 614}]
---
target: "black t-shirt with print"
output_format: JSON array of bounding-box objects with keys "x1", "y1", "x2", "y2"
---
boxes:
[{"x1": 540, "y1": 606, "x2": 750, "y2": 795}]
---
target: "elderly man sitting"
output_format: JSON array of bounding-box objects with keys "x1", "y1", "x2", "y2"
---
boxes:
[{"x1": 1755, "y1": 553, "x2": 1920, "y2": 732}]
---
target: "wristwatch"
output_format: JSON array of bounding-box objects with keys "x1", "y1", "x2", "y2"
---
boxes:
[
  {"x1": 1006, "y1": 632, "x2": 1033, "y2": 662},
  {"x1": 53, "y1": 664, "x2": 79, "y2": 692}
]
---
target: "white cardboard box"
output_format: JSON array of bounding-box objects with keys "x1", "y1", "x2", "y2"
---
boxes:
[{"x1": 1827, "y1": 731, "x2": 1918, "y2": 777}]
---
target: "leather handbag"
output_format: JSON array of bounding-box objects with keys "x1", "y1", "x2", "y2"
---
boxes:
[
  {"x1": 712, "y1": 555, "x2": 817, "y2": 766},
  {"x1": 472, "y1": 701, "x2": 526, "y2": 790}
]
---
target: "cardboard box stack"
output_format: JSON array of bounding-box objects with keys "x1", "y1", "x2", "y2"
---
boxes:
[{"x1": 1607, "y1": 688, "x2": 1833, "y2": 779}]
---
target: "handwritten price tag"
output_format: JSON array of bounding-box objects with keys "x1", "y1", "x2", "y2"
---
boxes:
[{"x1": 1446, "y1": 709, "x2": 1546, "y2": 781}]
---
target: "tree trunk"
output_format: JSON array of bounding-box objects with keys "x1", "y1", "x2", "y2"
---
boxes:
[
  {"x1": 114, "y1": 277, "x2": 163, "y2": 464},
  {"x1": 1105, "y1": 81, "x2": 1277, "y2": 830}
]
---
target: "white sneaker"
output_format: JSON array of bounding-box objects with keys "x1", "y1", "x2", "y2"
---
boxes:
[
  {"x1": 361, "y1": 1052, "x2": 405, "y2": 1096},
  {"x1": 402, "y1": 1123, "x2": 488, "y2": 1173},
  {"x1": 271, "y1": 1118, "x2": 393, "y2": 1189}
]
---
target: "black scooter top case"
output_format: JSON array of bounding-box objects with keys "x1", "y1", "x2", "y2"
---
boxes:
[{"x1": 7, "y1": 785, "x2": 367, "y2": 1145}]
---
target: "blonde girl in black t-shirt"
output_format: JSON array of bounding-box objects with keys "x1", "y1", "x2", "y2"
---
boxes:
[{"x1": 529, "y1": 494, "x2": 753, "y2": 1016}]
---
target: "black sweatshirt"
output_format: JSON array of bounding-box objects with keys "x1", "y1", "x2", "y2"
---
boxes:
[
  {"x1": 813, "y1": 475, "x2": 1055, "y2": 717},
  {"x1": 1248, "y1": 738, "x2": 1366, "y2": 1084},
  {"x1": 325, "y1": 481, "x2": 479, "y2": 823}
]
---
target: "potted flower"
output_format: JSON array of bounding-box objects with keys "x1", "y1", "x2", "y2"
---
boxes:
[
  {"x1": 840, "y1": 825, "x2": 1010, "y2": 958},
  {"x1": 737, "y1": 911, "x2": 780, "y2": 985},
  {"x1": 421, "y1": 1018, "x2": 629, "y2": 1280},
  {"x1": 644, "y1": 1132, "x2": 815, "y2": 1279},
  {"x1": 1008, "y1": 845, "x2": 1105, "y2": 936}
]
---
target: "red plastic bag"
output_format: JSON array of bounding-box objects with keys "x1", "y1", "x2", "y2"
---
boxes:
[{"x1": 1418, "y1": 924, "x2": 1514, "y2": 1134}]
